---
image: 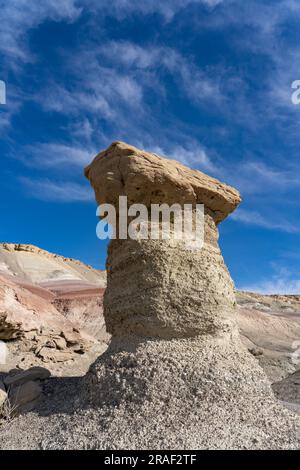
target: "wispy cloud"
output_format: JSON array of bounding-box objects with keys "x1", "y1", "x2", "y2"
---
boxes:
[
  {"x1": 0, "y1": 0, "x2": 81, "y2": 63},
  {"x1": 38, "y1": 73, "x2": 143, "y2": 119},
  {"x1": 231, "y1": 208, "x2": 299, "y2": 233},
  {"x1": 2, "y1": 0, "x2": 300, "y2": 225},
  {"x1": 241, "y1": 277, "x2": 300, "y2": 295},
  {"x1": 0, "y1": 85, "x2": 25, "y2": 132},
  {"x1": 241, "y1": 265, "x2": 300, "y2": 295},
  {"x1": 0, "y1": 0, "x2": 224, "y2": 65},
  {"x1": 219, "y1": 159, "x2": 300, "y2": 197},
  {"x1": 89, "y1": 0, "x2": 224, "y2": 22},
  {"x1": 96, "y1": 41, "x2": 223, "y2": 105},
  {"x1": 148, "y1": 142, "x2": 216, "y2": 172},
  {"x1": 35, "y1": 41, "x2": 223, "y2": 132},
  {"x1": 20, "y1": 176, "x2": 93, "y2": 203},
  {"x1": 31, "y1": 40, "x2": 227, "y2": 173},
  {"x1": 21, "y1": 143, "x2": 96, "y2": 168}
]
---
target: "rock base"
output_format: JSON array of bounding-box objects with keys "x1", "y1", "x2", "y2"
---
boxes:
[
  {"x1": 3, "y1": 331, "x2": 297, "y2": 450},
  {"x1": 77, "y1": 332, "x2": 299, "y2": 449}
]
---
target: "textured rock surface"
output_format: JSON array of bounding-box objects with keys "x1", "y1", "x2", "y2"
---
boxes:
[
  {"x1": 85, "y1": 141, "x2": 240, "y2": 223},
  {"x1": 105, "y1": 237, "x2": 236, "y2": 338},
  {"x1": 1, "y1": 332, "x2": 299, "y2": 450},
  {"x1": 53, "y1": 288, "x2": 107, "y2": 340},
  {"x1": 0, "y1": 367, "x2": 50, "y2": 419}
]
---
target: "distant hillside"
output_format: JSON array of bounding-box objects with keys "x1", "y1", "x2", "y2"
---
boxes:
[{"x1": 0, "y1": 243, "x2": 106, "y2": 288}]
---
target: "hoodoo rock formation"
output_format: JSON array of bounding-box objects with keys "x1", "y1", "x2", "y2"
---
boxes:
[
  {"x1": 80, "y1": 142, "x2": 299, "y2": 449},
  {"x1": 84, "y1": 141, "x2": 241, "y2": 339}
]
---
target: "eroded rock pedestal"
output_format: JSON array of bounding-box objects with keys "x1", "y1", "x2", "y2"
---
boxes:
[
  {"x1": 85, "y1": 141, "x2": 241, "y2": 339},
  {"x1": 82, "y1": 142, "x2": 299, "y2": 449}
]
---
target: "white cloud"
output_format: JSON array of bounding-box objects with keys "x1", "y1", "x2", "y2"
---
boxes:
[
  {"x1": 20, "y1": 176, "x2": 93, "y2": 203},
  {"x1": 0, "y1": 1, "x2": 83, "y2": 127},
  {"x1": 231, "y1": 208, "x2": 299, "y2": 233},
  {"x1": 0, "y1": 0, "x2": 225, "y2": 65},
  {"x1": 149, "y1": 142, "x2": 216, "y2": 172},
  {"x1": 3, "y1": 0, "x2": 300, "y2": 222},
  {"x1": 240, "y1": 264, "x2": 300, "y2": 295},
  {"x1": 89, "y1": 0, "x2": 224, "y2": 22},
  {"x1": 22, "y1": 143, "x2": 96, "y2": 168},
  {"x1": 241, "y1": 268, "x2": 300, "y2": 295},
  {"x1": 30, "y1": 40, "x2": 223, "y2": 168},
  {"x1": 69, "y1": 118, "x2": 94, "y2": 141},
  {"x1": 97, "y1": 41, "x2": 222, "y2": 104},
  {"x1": 0, "y1": 110, "x2": 12, "y2": 131},
  {"x1": 0, "y1": 0, "x2": 81, "y2": 62},
  {"x1": 221, "y1": 160, "x2": 300, "y2": 197},
  {"x1": 37, "y1": 61, "x2": 144, "y2": 121}
]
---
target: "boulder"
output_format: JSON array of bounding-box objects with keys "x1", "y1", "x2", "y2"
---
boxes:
[
  {"x1": 9, "y1": 380, "x2": 42, "y2": 411},
  {"x1": 4, "y1": 367, "x2": 50, "y2": 388},
  {"x1": 52, "y1": 336, "x2": 67, "y2": 351}
]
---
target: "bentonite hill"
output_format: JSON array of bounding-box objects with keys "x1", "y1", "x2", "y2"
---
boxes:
[{"x1": 0, "y1": 143, "x2": 299, "y2": 450}]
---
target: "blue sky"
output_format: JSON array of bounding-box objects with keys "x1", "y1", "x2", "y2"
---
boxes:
[{"x1": 0, "y1": 0, "x2": 300, "y2": 293}]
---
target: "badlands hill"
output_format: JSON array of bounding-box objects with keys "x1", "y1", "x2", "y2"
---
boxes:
[
  {"x1": 237, "y1": 291, "x2": 300, "y2": 382},
  {"x1": 0, "y1": 243, "x2": 107, "y2": 376},
  {"x1": 0, "y1": 243, "x2": 106, "y2": 288}
]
